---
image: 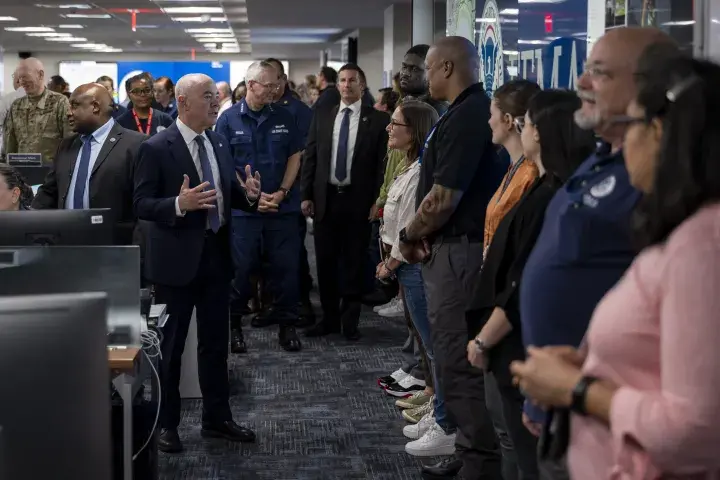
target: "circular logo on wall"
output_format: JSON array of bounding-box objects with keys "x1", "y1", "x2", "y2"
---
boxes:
[{"x1": 478, "y1": 0, "x2": 504, "y2": 97}]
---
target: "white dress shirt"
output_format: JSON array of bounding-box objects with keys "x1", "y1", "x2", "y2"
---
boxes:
[
  {"x1": 380, "y1": 159, "x2": 421, "y2": 263},
  {"x1": 174, "y1": 118, "x2": 226, "y2": 228},
  {"x1": 0, "y1": 87, "x2": 26, "y2": 155},
  {"x1": 66, "y1": 118, "x2": 115, "y2": 209},
  {"x1": 330, "y1": 98, "x2": 362, "y2": 186}
]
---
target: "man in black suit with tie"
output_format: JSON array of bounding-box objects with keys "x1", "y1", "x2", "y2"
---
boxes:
[
  {"x1": 32, "y1": 83, "x2": 145, "y2": 245},
  {"x1": 301, "y1": 63, "x2": 390, "y2": 340},
  {"x1": 134, "y1": 73, "x2": 268, "y2": 453}
]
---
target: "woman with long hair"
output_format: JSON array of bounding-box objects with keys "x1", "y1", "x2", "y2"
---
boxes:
[
  {"x1": 510, "y1": 43, "x2": 720, "y2": 480},
  {"x1": 467, "y1": 90, "x2": 596, "y2": 479}
]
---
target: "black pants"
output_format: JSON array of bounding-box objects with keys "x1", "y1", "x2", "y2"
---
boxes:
[
  {"x1": 423, "y1": 239, "x2": 501, "y2": 480},
  {"x1": 298, "y1": 213, "x2": 312, "y2": 299},
  {"x1": 313, "y1": 188, "x2": 370, "y2": 325},
  {"x1": 487, "y1": 371, "x2": 539, "y2": 480},
  {"x1": 155, "y1": 232, "x2": 232, "y2": 429}
]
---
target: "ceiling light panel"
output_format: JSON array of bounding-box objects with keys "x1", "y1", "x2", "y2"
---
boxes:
[
  {"x1": 61, "y1": 13, "x2": 112, "y2": 19},
  {"x1": 185, "y1": 28, "x2": 232, "y2": 33},
  {"x1": 162, "y1": 7, "x2": 223, "y2": 14},
  {"x1": 57, "y1": 24, "x2": 84, "y2": 28},
  {"x1": 171, "y1": 16, "x2": 227, "y2": 22},
  {"x1": 45, "y1": 36, "x2": 87, "y2": 42},
  {"x1": 0, "y1": 17, "x2": 18, "y2": 22},
  {"x1": 5, "y1": 26, "x2": 55, "y2": 32},
  {"x1": 25, "y1": 32, "x2": 72, "y2": 37},
  {"x1": 35, "y1": 3, "x2": 91, "y2": 8}
]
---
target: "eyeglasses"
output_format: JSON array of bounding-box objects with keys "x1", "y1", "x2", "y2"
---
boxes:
[
  {"x1": 582, "y1": 63, "x2": 613, "y2": 80},
  {"x1": 252, "y1": 81, "x2": 280, "y2": 91},
  {"x1": 389, "y1": 120, "x2": 409, "y2": 129},
  {"x1": 513, "y1": 117, "x2": 525, "y2": 134},
  {"x1": 129, "y1": 88, "x2": 152, "y2": 96},
  {"x1": 609, "y1": 114, "x2": 646, "y2": 127}
]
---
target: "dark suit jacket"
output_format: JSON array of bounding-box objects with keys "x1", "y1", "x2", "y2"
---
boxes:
[
  {"x1": 465, "y1": 175, "x2": 560, "y2": 386},
  {"x1": 301, "y1": 105, "x2": 390, "y2": 222},
  {"x1": 133, "y1": 123, "x2": 257, "y2": 287},
  {"x1": 312, "y1": 86, "x2": 340, "y2": 111},
  {"x1": 32, "y1": 121, "x2": 147, "y2": 245}
]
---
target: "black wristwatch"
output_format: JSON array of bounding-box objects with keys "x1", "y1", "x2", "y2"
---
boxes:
[
  {"x1": 570, "y1": 375, "x2": 598, "y2": 415},
  {"x1": 399, "y1": 227, "x2": 410, "y2": 244}
]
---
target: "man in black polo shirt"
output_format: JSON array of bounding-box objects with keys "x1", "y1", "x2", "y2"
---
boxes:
[{"x1": 399, "y1": 36, "x2": 506, "y2": 480}]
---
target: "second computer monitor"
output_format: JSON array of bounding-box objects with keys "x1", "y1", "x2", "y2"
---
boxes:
[
  {"x1": 0, "y1": 292, "x2": 112, "y2": 480},
  {"x1": 0, "y1": 208, "x2": 114, "y2": 246}
]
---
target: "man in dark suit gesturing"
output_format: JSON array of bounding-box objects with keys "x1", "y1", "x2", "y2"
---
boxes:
[
  {"x1": 301, "y1": 63, "x2": 390, "y2": 340},
  {"x1": 134, "y1": 73, "x2": 268, "y2": 453},
  {"x1": 32, "y1": 83, "x2": 146, "y2": 244}
]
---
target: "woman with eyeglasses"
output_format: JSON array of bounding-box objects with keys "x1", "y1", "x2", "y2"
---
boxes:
[
  {"x1": 116, "y1": 73, "x2": 174, "y2": 137},
  {"x1": 0, "y1": 163, "x2": 34, "y2": 211},
  {"x1": 467, "y1": 90, "x2": 597, "y2": 479},
  {"x1": 509, "y1": 43, "x2": 720, "y2": 480},
  {"x1": 485, "y1": 80, "x2": 542, "y2": 261},
  {"x1": 375, "y1": 100, "x2": 460, "y2": 457}
]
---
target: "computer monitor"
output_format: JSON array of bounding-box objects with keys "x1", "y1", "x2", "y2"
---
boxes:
[
  {"x1": 0, "y1": 292, "x2": 111, "y2": 479},
  {"x1": 0, "y1": 208, "x2": 114, "y2": 246}
]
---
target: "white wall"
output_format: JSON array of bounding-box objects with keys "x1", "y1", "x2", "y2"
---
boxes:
[
  {"x1": 357, "y1": 27, "x2": 385, "y2": 94},
  {"x1": 1, "y1": 52, "x2": 320, "y2": 94},
  {"x1": 288, "y1": 59, "x2": 321, "y2": 86}
]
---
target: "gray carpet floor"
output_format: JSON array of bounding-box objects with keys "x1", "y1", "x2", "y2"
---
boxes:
[{"x1": 158, "y1": 238, "x2": 433, "y2": 479}]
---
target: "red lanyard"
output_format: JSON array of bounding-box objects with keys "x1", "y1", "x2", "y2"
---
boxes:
[{"x1": 132, "y1": 109, "x2": 153, "y2": 135}]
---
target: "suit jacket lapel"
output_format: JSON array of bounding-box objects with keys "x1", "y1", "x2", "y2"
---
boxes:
[
  {"x1": 167, "y1": 124, "x2": 202, "y2": 186},
  {"x1": 90, "y1": 123, "x2": 123, "y2": 176},
  {"x1": 63, "y1": 135, "x2": 83, "y2": 200},
  {"x1": 351, "y1": 106, "x2": 371, "y2": 163}
]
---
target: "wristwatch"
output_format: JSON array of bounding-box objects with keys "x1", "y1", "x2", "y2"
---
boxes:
[
  {"x1": 278, "y1": 187, "x2": 290, "y2": 201},
  {"x1": 570, "y1": 375, "x2": 598, "y2": 415},
  {"x1": 474, "y1": 337, "x2": 486, "y2": 353},
  {"x1": 399, "y1": 227, "x2": 410, "y2": 244}
]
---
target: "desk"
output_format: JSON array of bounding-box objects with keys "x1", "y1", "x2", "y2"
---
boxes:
[{"x1": 109, "y1": 346, "x2": 141, "y2": 480}]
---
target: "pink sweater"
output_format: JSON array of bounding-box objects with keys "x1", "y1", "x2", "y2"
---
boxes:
[{"x1": 568, "y1": 203, "x2": 720, "y2": 480}]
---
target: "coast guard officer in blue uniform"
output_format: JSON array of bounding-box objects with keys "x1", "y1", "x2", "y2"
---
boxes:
[
  {"x1": 264, "y1": 58, "x2": 316, "y2": 326},
  {"x1": 215, "y1": 60, "x2": 304, "y2": 352}
]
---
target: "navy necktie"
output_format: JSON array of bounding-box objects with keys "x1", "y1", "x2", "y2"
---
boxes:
[
  {"x1": 335, "y1": 108, "x2": 352, "y2": 182},
  {"x1": 72, "y1": 134, "x2": 93, "y2": 209},
  {"x1": 194, "y1": 135, "x2": 221, "y2": 233}
]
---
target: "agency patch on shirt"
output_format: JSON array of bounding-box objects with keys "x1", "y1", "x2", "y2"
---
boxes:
[
  {"x1": 590, "y1": 175, "x2": 616, "y2": 198},
  {"x1": 271, "y1": 124, "x2": 289, "y2": 135}
]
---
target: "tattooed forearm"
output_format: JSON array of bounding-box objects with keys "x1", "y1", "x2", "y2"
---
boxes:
[{"x1": 405, "y1": 184, "x2": 463, "y2": 240}]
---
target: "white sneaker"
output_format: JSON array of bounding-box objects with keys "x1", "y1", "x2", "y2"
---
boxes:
[
  {"x1": 403, "y1": 410, "x2": 434, "y2": 440},
  {"x1": 384, "y1": 374, "x2": 426, "y2": 397},
  {"x1": 373, "y1": 296, "x2": 397, "y2": 313},
  {"x1": 405, "y1": 422, "x2": 456, "y2": 457},
  {"x1": 377, "y1": 367, "x2": 409, "y2": 388},
  {"x1": 379, "y1": 297, "x2": 404, "y2": 317}
]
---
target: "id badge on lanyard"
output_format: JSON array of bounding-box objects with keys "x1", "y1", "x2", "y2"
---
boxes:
[{"x1": 418, "y1": 112, "x2": 446, "y2": 165}]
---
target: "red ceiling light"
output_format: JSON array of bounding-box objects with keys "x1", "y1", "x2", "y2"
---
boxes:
[
  {"x1": 544, "y1": 14, "x2": 553, "y2": 33},
  {"x1": 191, "y1": 48, "x2": 196, "y2": 60},
  {"x1": 131, "y1": 10, "x2": 136, "y2": 32}
]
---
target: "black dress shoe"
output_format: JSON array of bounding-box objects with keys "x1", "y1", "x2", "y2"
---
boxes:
[
  {"x1": 304, "y1": 321, "x2": 340, "y2": 337},
  {"x1": 230, "y1": 327, "x2": 247, "y2": 354},
  {"x1": 279, "y1": 326, "x2": 302, "y2": 351},
  {"x1": 201, "y1": 420, "x2": 256, "y2": 443},
  {"x1": 341, "y1": 301, "x2": 361, "y2": 341},
  {"x1": 421, "y1": 456, "x2": 462, "y2": 479},
  {"x1": 296, "y1": 299, "x2": 316, "y2": 328},
  {"x1": 158, "y1": 428, "x2": 183, "y2": 453}
]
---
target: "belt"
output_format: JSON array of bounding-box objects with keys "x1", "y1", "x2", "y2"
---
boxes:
[
  {"x1": 435, "y1": 233, "x2": 482, "y2": 244},
  {"x1": 327, "y1": 183, "x2": 352, "y2": 194}
]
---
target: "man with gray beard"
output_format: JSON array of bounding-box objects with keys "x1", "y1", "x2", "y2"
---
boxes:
[{"x1": 516, "y1": 26, "x2": 676, "y2": 480}]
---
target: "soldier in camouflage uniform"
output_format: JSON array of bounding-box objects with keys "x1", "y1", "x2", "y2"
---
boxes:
[{"x1": 3, "y1": 58, "x2": 72, "y2": 165}]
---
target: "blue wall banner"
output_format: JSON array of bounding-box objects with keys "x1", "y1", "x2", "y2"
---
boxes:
[
  {"x1": 116, "y1": 61, "x2": 230, "y2": 103},
  {"x1": 473, "y1": 0, "x2": 587, "y2": 92}
]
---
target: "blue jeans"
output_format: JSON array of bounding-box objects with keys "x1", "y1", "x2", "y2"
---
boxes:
[{"x1": 396, "y1": 262, "x2": 451, "y2": 431}]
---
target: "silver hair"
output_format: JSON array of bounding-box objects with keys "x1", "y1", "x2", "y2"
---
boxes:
[
  {"x1": 175, "y1": 73, "x2": 213, "y2": 98},
  {"x1": 245, "y1": 61, "x2": 274, "y2": 83}
]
